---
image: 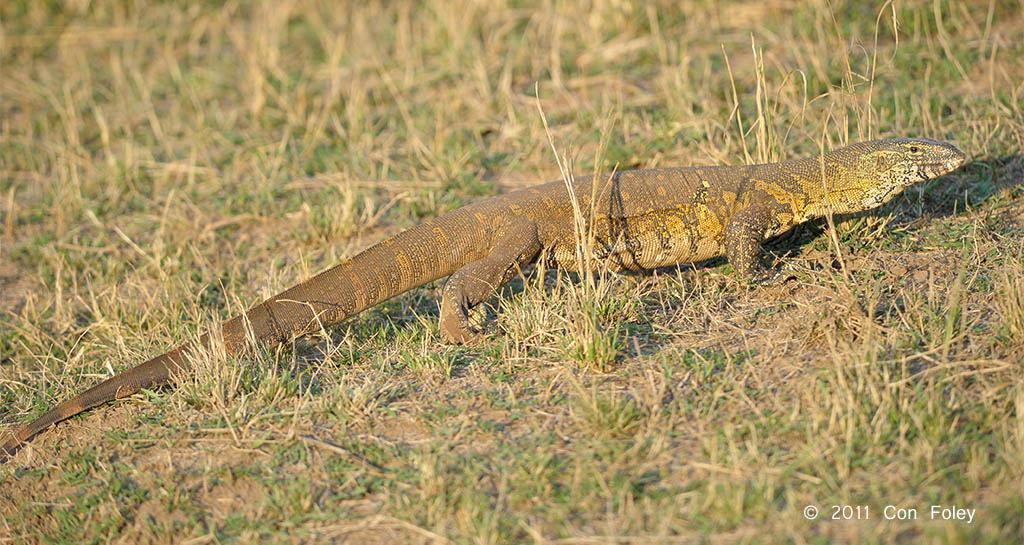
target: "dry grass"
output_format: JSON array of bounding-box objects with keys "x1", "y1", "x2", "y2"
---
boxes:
[{"x1": 2, "y1": 0, "x2": 1023, "y2": 543}]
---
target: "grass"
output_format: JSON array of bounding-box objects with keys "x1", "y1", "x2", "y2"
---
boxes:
[{"x1": 2, "y1": 0, "x2": 1023, "y2": 543}]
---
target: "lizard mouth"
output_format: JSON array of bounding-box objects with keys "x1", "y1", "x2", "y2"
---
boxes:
[
  {"x1": 929, "y1": 153, "x2": 967, "y2": 177},
  {"x1": 919, "y1": 156, "x2": 966, "y2": 180}
]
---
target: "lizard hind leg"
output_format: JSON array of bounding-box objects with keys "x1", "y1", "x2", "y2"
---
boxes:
[{"x1": 439, "y1": 219, "x2": 542, "y2": 344}]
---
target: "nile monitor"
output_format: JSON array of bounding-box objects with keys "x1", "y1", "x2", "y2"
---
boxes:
[{"x1": 0, "y1": 138, "x2": 966, "y2": 460}]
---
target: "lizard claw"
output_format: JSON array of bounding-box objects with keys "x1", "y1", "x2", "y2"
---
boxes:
[
  {"x1": 440, "y1": 324, "x2": 486, "y2": 345},
  {"x1": 749, "y1": 263, "x2": 800, "y2": 286},
  {"x1": 439, "y1": 303, "x2": 489, "y2": 345}
]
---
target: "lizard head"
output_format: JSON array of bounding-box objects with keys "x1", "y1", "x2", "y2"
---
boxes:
[{"x1": 854, "y1": 138, "x2": 966, "y2": 208}]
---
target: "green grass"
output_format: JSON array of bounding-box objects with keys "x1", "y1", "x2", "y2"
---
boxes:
[{"x1": 2, "y1": 0, "x2": 1024, "y2": 543}]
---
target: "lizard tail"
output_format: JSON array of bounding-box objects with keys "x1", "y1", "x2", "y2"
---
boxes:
[
  {"x1": 1, "y1": 207, "x2": 489, "y2": 461},
  {"x1": 0, "y1": 345, "x2": 190, "y2": 460}
]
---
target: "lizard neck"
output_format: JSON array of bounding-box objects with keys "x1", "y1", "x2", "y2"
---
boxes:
[{"x1": 780, "y1": 147, "x2": 873, "y2": 220}]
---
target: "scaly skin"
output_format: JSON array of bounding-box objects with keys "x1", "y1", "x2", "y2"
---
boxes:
[{"x1": 0, "y1": 138, "x2": 966, "y2": 461}]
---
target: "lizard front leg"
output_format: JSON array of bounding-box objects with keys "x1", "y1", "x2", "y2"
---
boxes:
[
  {"x1": 439, "y1": 219, "x2": 542, "y2": 343},
  {"x1": 723, "y1": 204, "x2": 786, "y2": 284}
]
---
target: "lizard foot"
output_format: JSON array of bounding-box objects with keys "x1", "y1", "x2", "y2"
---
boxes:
[
  {"x1": 439, "y1": 303, "x2": 489, "y2": 345},
  {"x1": 749, "y1": 264, "x2": 799, "y2": 286}
]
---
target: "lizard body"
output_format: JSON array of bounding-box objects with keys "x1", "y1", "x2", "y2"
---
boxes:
[{"x1": 0, "y1": 138, "x2": 965, "y2": 460}]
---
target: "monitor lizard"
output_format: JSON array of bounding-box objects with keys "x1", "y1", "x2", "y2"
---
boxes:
[{"x1": 0, "y1": 137, "x2": 966, "y2": 460}]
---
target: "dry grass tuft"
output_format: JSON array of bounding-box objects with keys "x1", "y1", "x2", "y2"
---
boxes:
[{"x1": 995, "y1": 254, "x2": 1024, "y2": 345}]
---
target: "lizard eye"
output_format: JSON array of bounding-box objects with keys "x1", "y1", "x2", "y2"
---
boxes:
[{"x1": 909, "y1": 146, "x2": 919, "y2": 152}]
